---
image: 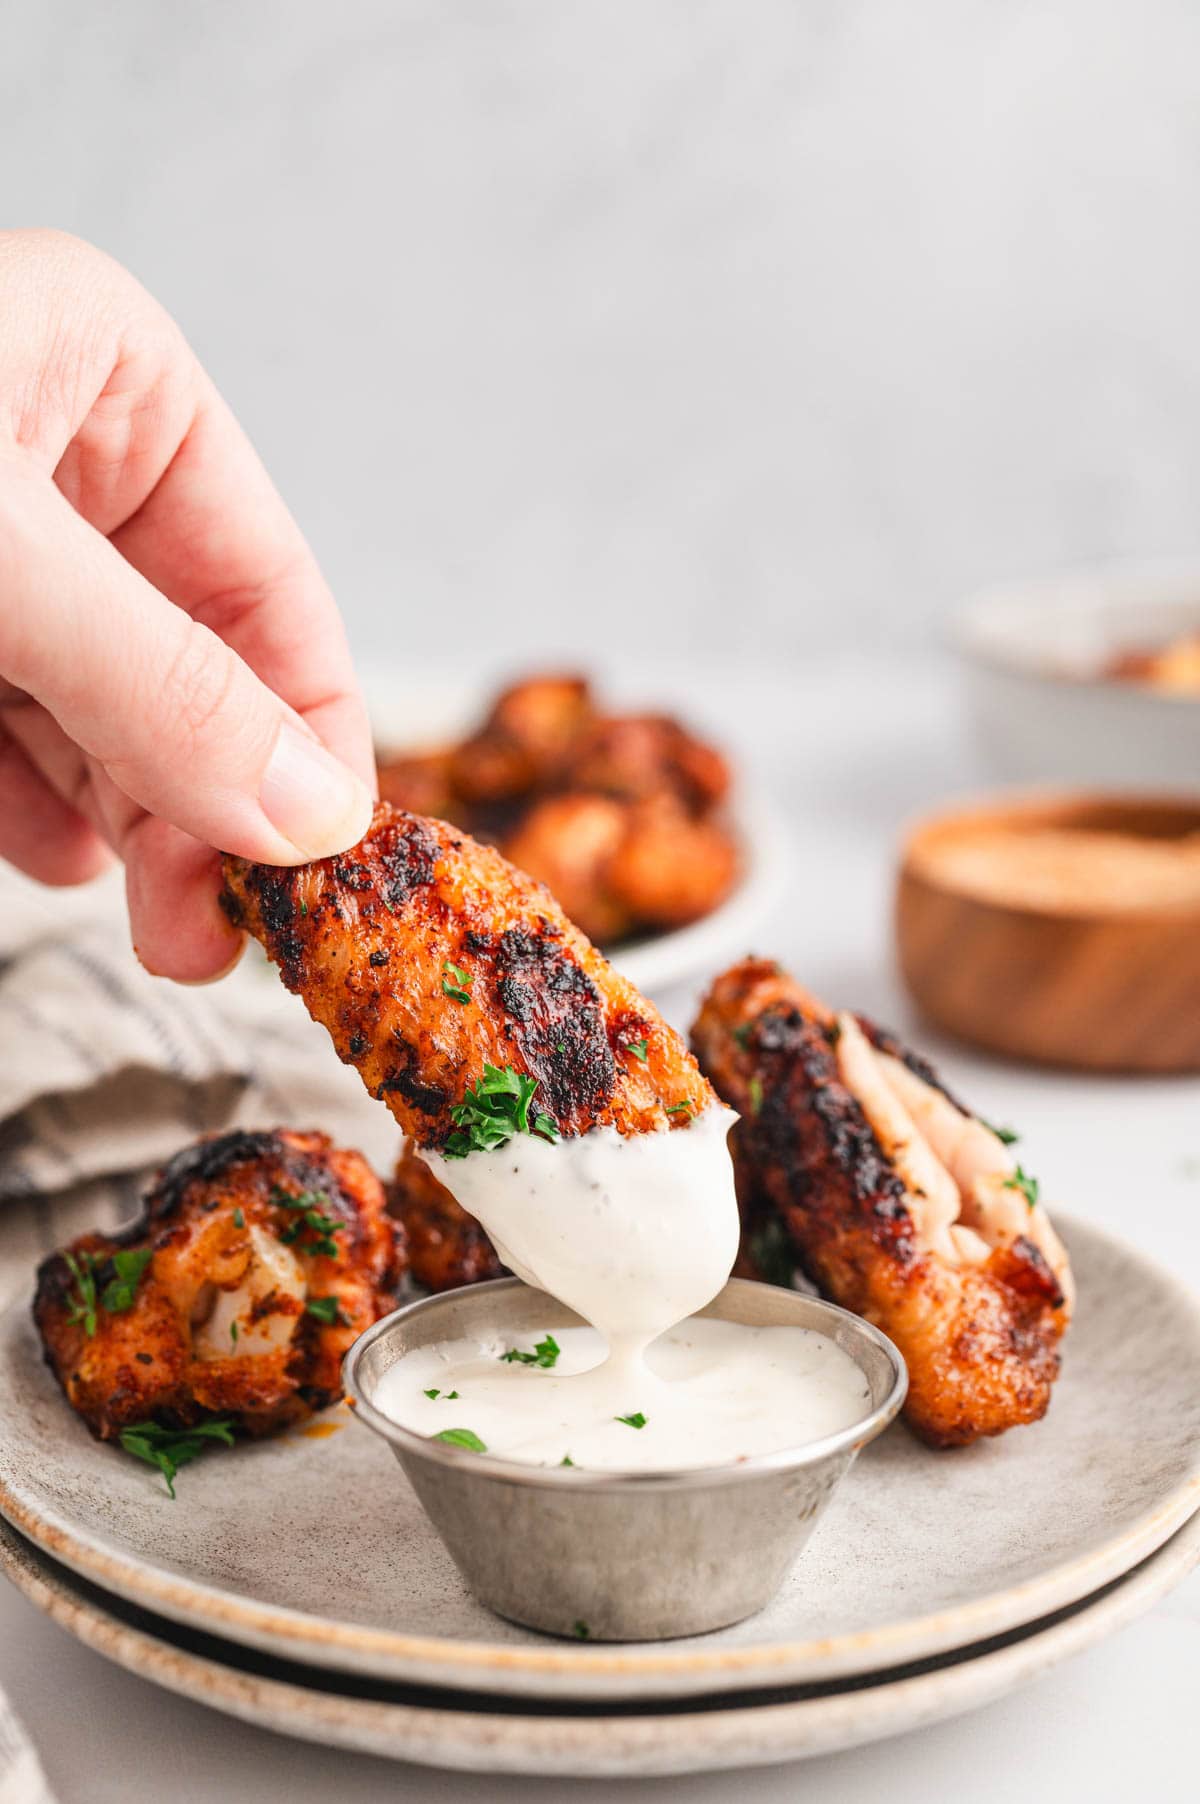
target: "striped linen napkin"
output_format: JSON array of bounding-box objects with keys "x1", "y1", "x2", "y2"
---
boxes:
[{"x1": 0, "y1": 861, "x2": 400, "y2": 1793}]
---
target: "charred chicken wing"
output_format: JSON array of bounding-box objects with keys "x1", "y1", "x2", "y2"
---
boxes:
[
  {"x1": 389, "y1": 1137, "x2": 505, "y2": 1291},
  {"x1": 34, "y1": 1129, "x2": 404, "y2": 1446},
  {"x1": 221, "y1": 803, "x2": 714, "y2": 1150},
  {"x1": 692, "y1": 960, "x2": 1073, "y2": 1448}
]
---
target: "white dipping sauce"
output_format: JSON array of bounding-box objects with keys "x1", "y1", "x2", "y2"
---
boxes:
[
  {"x1": 374, "y1": 1318, "x2": 870, "y2": 1470},
  {"x1": 382, "y1": 1104, "x2": 870, "y2": 1469}
]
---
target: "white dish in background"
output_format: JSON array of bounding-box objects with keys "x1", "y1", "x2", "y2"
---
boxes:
[
  {"x1": 954, "y1": 559, "x2": 1200, "y2": 789},
  {"x1": 2, "y1": 1508, "x2": 1197, "y2": 1777},
  {"x1": 1, "y1": 1216, "x2": 1197, "y2": 1702},
  {"x1": 363, "y1": 672, "x2": 784, "y2": 998}
]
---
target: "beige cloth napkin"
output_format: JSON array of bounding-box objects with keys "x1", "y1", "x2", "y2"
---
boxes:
[{"x1": 0, "y1": 862, "x2": 402, "y2": 1799}]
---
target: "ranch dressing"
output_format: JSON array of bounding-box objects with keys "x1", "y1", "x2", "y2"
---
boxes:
[
  {"x1": 419, "y1": 1107, "x2": 741, "y2": 1391},
  {"x1": 389, "y1": 1105, "x2": 869, "y2": 1468},
  {"x1": 374, "y1": 1317, "x2": 870, "y2": 1471}
]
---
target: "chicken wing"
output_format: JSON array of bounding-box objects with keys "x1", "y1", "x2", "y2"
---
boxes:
[
  {"x1": 389, "y1": 1137, "x2": 505, "y2": 1291},
  {"x1": 692, "y1": 959, "x2": 1072, "y2": 1448},
  {"x1": 221, "y1": 803, "x2": 714, "y2": 1149},
  {"x1": 34, "y1": 1129, "x2": 404, "y2": 1443}
]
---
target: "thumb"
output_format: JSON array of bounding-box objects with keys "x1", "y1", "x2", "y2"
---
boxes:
[{"x1": 0, "y1": 467, "x2": 374, "y2": 863}]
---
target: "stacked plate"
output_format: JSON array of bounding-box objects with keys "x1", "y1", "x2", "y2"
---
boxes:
[{"x1": 2, "y1": 1216, "x2": 1199, "y2": 1778}]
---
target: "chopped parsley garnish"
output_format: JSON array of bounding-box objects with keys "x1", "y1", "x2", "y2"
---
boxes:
[
  {"x1": 434, "y1": 1427, "x2": 487, "y2": 1451},
  {"x1": 500, "y1": 1333, "x2": 560, "y2": 1368},
  {"x1": 63, "y1": 1251, "x2": 98, "y2": 1338},
  {"x1": 441, "y1": 959, "x2": 473, "y2": 1004},
  {"x1": 560, "y1": 1454, "x2": 575, "y2": 1467},
  {"x1": 230, "y1": 1321, "x2": 239, "y2": 1345},
  {"x1": 232, "y1": 1207, "x2": 245, "y2": 1229},
  {"x1": 299, "y1": 899, "x2": 308, "y2": 917},
  {"x1": 99, "y1": 1247, "x2": 153, "y2": 1316},
  {"x1": 747, "y1": 1075, "x2": 763, "y2": 1117},
  {"x1": 982, "y1": 1118, "x2": 1020, "y2": 1146},
  {"x1": 573, "y1": 1620, "x2": 590, "y2": 1638},
  {"x1": 446, "y1": 1389, "x2": 459, "y2": 1400},
  {"x1": 424, "y1": 1387, "x2": 440, "y2": 1399},
  {"x1": 270, "y1": 1186, "x2": 342, "y2": 1258},
  {"x1": 732, "y1": 1022, "x2": 754, "y2": 1050},
  {"x1": 1004, "y1": 1165, "x2": 1040, "y2": 1211},
  {"x1": 304, "y1": 1296, "x2": 346, "y2": 1326},
  {"x1": 627, "y1": 1039, "x2": 649, "y2": 1063},
  {"x1": 666, "y1": 1101, "x2": 694, "y2": 1117},
  {"x1": 615, "y1": 1411, "x2": 647, "y2": 1429},
  {"x1": 442, "y1": 1064, "x2": 560, "y2": 1159},
  {"x1": 118, "y1": 1418, "x2": 235, "y2": 1499}
]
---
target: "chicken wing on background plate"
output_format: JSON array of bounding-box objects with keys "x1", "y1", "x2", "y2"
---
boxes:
[
  {"x1": 691, "y1": 959, "x2": 1073, "y2": 1448},
  {"x1": 34, "y1": 1129, "x2": 404, "y2": 1448}
]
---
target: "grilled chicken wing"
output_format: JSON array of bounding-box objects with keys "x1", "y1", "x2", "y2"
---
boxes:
[
  {"x1": 389, "y1": 1138, "x2": 505, "y2": 1291},
  {"x1": 34, "y1": 1129, "x2": 404, "y2": 1442},
  {"x1": 692, "y1": 960, "x2": 1072, "y2": 1448},
  {"x1": 221, "y1": 803, "x2": 714, "y2": 1149}
]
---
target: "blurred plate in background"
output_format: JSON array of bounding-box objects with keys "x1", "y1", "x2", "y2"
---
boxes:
[
  {"x1": 955, "y1": 559, "x2": 1200, "y2": 790},
  {"x1": 365, "y1": 672, "x2": 784, "y2": 998}
]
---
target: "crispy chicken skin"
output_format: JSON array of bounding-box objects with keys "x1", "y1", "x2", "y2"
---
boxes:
[
  {"x1": 389, "y1": 1138, "x2": 505, "y2": 1291},
  {"x1": 34, "y1": 1130, "x2": 404, "y2": 1441},
  {"x1": 221, "y1": 803, "x2": 715, "y2": 1148},
  {"x1": 692, "y1": 960, "x2": 1073, "y2": 1448}
]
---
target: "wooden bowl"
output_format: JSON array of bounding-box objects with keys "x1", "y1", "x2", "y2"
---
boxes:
[{"x1": 895, "y1": 793, "x2": 1200, "y2": 1072}]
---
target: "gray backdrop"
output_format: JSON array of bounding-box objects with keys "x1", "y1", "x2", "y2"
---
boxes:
[{"x1": 5, "y1": 0, "x2": 1200, "y2": 677}]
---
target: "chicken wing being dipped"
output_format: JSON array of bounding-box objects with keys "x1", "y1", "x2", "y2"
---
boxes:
[
  {"x1": 692, "y1": 959, "x2": 1073, "y2": 1448},
  {"x1": 221, "y1": 803, "x2": 739, "y2": 1352},
  {"x1": 34, "y1": 1130, "x2": 404, "y2": 1467},
  {"x1": 220, "y1": 803, "x2": 712, "y2": 1147}
]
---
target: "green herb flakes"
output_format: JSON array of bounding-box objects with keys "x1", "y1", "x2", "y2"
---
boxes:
[
  {"x1": 560, "y1": 1454, "x2": 575, "y2": 1467},
  {"x1": 982, "y1": 1118, "x2": 1020, "y2": 1146},
  {"x1": 441, "y1": 959, "x2": 473, "y2": 1004},
  {"x1": 232, "y1": 1207, "x2": 245, "y2": 1229},
  {"x1": 118, "y1": 1418, "x2": 235, "y2": 1499},
  {"x1": 304, "y1": 1296, "x2": 345, "y2": 1326},
  {"x1": 627, "y1": 1039, "x2": 649, "y2": 1062},
  {"x1": 424, "y1": 1387, "x2": 440, "y2": 1400},
  {"x1": 615, "y1": 1411, "x2": 647, "y2": 1429},
  {"x1": 500, "y1": 1333, "x2": 560, "y2": 1368},
  {"x1": 99, "y1": 1247, "x2": 153, "y2": 1316},
  {"x1": 573, "y1": 1620, "x2": 590, "y2": 1639},
  {"x1": 442, "y1": 1064, "x2": 560, "y2": 1159},
  {"x1": 747, "y1": 1075, "x2": 763, "y2": 1116},
  {"x1": 63, "y1": 1251, "x2": 98, "y2": 1338},
  {"x1": 434, "y1": 1428, "x2": 487, "y2": 1451},
  {"x1": 1004, "y1": 1165, "x2": 1040, "y2": 1211}
]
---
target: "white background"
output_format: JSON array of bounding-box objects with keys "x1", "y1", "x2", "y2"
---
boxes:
[{"x1": 6, "y1": 0, "x2": 1200, "y2": 672}]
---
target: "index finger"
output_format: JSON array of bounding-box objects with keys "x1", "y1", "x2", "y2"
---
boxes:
[{"x1": 107, "y1": 373, "x2": 375, "y2": 791}]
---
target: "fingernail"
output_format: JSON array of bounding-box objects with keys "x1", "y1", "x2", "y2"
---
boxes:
[{"x1": 260, "y1": 720, "x2": 374, "y2": 859}]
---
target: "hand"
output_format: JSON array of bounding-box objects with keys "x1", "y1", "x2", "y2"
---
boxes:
[{"x1": 0, "y1": 231, "x2": 375, "y2": 981}]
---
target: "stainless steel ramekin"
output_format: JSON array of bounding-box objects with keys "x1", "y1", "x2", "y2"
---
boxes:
[{"x1": 343, "y1": 1277, "x2": 906, "y2": 1643}]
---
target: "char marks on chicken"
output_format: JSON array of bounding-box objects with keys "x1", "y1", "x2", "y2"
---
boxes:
[{"x1": 692, "y1": 959, "x2": 1073, "y2": 1448}]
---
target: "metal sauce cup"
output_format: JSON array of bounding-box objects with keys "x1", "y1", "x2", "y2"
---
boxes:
[{"x1": 343, "y1": 1277, "x2": 906, "y2": 1642}]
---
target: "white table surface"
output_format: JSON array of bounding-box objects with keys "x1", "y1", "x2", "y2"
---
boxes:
[{"x1": 3, "y1": 654, "x2": 1198, "y2": 1803}]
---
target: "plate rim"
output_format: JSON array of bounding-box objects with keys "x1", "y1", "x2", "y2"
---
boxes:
[
  {"x1": 1, "y1": 1212, "x2": 1199, "y2": 1700},
  {"x1": 2, "y1": 1506, "x2": 1197, "y2": 1776}
]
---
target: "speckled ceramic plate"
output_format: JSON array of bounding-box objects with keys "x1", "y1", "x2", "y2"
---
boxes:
[
  {"x1": 1, "y1": 1215, "x2": 1198, "y2": 1702},
  {"x1": 2, "y1": 1509, "x2": 1198, "y2": 1776}
]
